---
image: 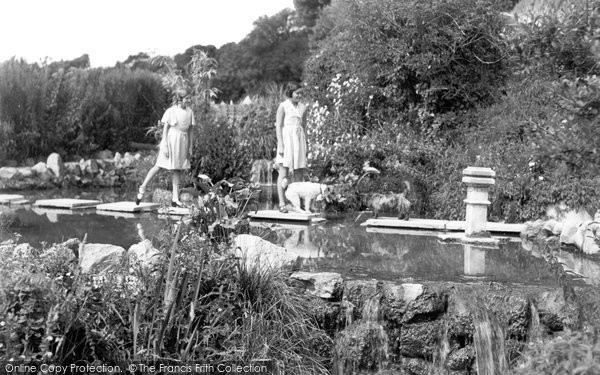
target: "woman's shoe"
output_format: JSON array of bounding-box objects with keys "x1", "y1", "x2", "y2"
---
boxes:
[
  {"x1": 278, "y1": 205, "x2": 288, "y2": 213},
  {"x1": 135, "y1": 186, "x2": 146, "y2": 205}
]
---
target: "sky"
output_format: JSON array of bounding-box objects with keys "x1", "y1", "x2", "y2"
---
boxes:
[{"x1": 0, "y1": 0, "x2": 295, "y2": 67}]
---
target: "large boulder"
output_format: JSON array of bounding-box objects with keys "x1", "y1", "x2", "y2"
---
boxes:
[
  {"x1": 127, "y1": 240, "x2": 163, "y2": 272},
  {"x1": 233, "y1": 234, "x2": 300, "y2": 270},
  {"x1": 290, "y1": 271, "x2": 343, "y2": 300},
  {"x1": 79, "y1": 243, "x2": 125, "y2": 274},
  {"x1": 46, "y1": 153, "x2": 64, "y2": 177}
]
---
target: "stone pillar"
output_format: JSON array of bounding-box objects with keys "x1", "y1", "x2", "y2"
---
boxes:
[
  {"x1": 462, "y1": 167, "x2": 495, "y2": 237},
  {"x1": 463, "y1": 244, "x2": 486, "y2": 276}
]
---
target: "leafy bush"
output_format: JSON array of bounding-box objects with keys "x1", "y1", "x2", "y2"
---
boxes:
[
  {"x1": 0, "y1": 59, "x2": 167, "y2": 162},
  {"x1": 514, "y1": 331, "x2": 600, "y2": 375}
]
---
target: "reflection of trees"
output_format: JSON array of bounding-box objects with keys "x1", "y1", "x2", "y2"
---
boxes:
[{"x1": 252, "y1": 222, "x2": 566, "y2": 283}]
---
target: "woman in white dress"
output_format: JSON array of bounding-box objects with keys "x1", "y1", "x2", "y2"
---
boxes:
[
  {"x1": 275, "y1": 85, "x2": 307, "y2": 213},
  {"x1": 136, "y1": 90, "x2": 195, "y2": 207}
]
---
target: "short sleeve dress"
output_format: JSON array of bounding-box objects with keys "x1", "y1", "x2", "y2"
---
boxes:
[
  {"x1": 156, "y1": 105, "x2": 195, "y2": 170},
  {"x1": 279, "y1": 99, "x2": 307, "y2": 171}
]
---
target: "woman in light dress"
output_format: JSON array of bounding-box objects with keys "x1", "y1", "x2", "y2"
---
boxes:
[
  {"x1": 275, "y1": 85, "x2": 307, "y2": 213},
  {"x1": 136, "y1": 90, "x2": 195, "y2": 207}
]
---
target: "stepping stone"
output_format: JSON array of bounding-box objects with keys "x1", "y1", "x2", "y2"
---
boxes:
[
  {"x1": 362, "y1": 218, "x2": 524, "y2": 234},
  {"x1": 0, "y1": 194, "x2": 25, "y2": 204},
  {"x1": 34, "y1": 198, "x2": 100, "y2": 209},
  {"x1": 10, "y1": 199, "x2": 30, "y2": 205},
  {"x1": 96, "y1": 201, "x2": 159, "y2": 213},
  {"x1": 158, "y1": 206, "x2": 191, "y2": 216},
  {"x1": 249, "y1": 210, "x2": 324, "y2": 222}
]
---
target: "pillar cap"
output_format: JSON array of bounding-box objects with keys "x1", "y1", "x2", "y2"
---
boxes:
[
  {"x1": 462, "y1": 176, "x2": 495, "y2": 185},
  {"x1": 462, "y1": 166, "x2": 496, "y2": 178}
]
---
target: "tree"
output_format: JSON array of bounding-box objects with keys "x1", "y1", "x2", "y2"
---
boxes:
[
  {"x1": 212, "y1": 9, "x2": 310, "y2": 102},
  {"x1": 294, "y1": 0, "x2": 331, "y2": 27}
]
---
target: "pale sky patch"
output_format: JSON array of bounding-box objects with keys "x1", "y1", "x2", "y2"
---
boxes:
[{"x1": 0, "y1": 0, "x2": 295, "y2": 67}]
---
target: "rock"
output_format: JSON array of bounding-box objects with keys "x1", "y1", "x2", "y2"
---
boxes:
[
  {"x1": 290, "y1": 271, "x2": 343, "y2": 300},
  {"x1": 582, "y1": 221, "x2": 600, "y2": 255},
  {"x1": 446, "y1": 346, "x2": 475, "y2": 371},
  {"x1": 123, "y1": 152, "x2": 136, "y2": 166},
  {"x1": 16, "y1": 167, "x2": 34, "y2": 178},
  {"x1": 31, "y1": 162, "x2": 49, "y2": 175},
  {"x1": 560, "y1": 209, "x2": 594, "y2": 247},
  {"x1": 402, "y1": 285, "x2": 447, "y2": 324},
  {"x1": 127, "y1": 240, "x2": 163, "y2": 272},
  {"x1": 96, "y1": 149, "x2": 113, "y2": 159},
  {"x1": 82, "y1": 159, "x2": 99, "y2": 175},
  {"x1": 342, "y1": 280, "x2": 379, "y2": 322},
  {"x1": 381, "y1": 283, "x2": 425, "y2": 326},
  {"x1": 0, "y1": 167, "x2": 21, "y2": 180},
  {"x1": 64, "y1": 162, "x2": 82, "y2": 176},
  {"x1": 46, "y1": 153, "x2": 65, "y2": 177},
  {"x1": 535, "y1": 289, "x2": 580, "y2": 331},
  {"x1": 113, "y1": 152, "x2": 123, "y2": 165},
  {"x1": 398, "y1": 321, "x2": 441, "y2": 358},
  {"x1": 542, "y1": 219, "x2": 562, "y2": 236},
  {"x1": 79, "y1": 243, "x2": 125, "y2": 274},
  {"x1": 233, "y1": 234, "x2": 300, "y2": 270},
  {"x1": 334, "y1": 321, "x2": 390, "y2": 373},
  {"x1": 134, "y1": 153, "x2": 142, "y2": 160},
  {"x1": 46, "y1": 152, "x2": 65, "y2": 177},
  {"x1": 521, "y1": 219, "x2": 545, "y2": 239}
]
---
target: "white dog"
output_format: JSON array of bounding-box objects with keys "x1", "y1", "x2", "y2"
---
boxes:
[{"x1": 283, "y1": 180, "x2": 329, "y2": 214}]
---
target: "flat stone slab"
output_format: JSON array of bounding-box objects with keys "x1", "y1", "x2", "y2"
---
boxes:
[
  {"x1": 96, "y1": 201, "x2": 159, "y2": 213},
  {"x1": 34, "y1": 198, "x2": 100, "y2": 209},
  {"x1": 362, "y1": 218, "x2": 524, "y2": 234},
  {"x1": 0, "y1": 194, "x2": 25, "y2": 204},
  {"x1": 249, "y1": 210, "x2": 324, "y2": 222},
  {"x1": 0, "y1": 194, "x2": 29, "y2": 204},
  {"x1": 158, "y1": 206, "x2": 191, "y2": 216}
]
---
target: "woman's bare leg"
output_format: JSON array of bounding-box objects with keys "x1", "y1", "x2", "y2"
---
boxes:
[
  {"x1": 137, "y1": 165, "x2": 162, "y2": 204},
  {"x1": 172, "y1": 170, "x2": 181, "y2": 204},
  {"x1": 277, "y1": 165, "x2": 289, "y2": 212}
]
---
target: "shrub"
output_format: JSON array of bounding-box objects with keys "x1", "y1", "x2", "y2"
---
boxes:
[{"x1": 514, "y1": 331, "x2": 600, "y2": 375}]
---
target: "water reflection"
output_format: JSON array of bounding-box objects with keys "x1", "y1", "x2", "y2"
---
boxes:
[
  {"x1": 1, "y1": 186, "x2": 598, "y2": 285},
  {"x1": 249, "y1": 223, "x2": 562, "y2": 285}
]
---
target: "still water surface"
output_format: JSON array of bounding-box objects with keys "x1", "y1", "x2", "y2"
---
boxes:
[{"x1": 0, "y1": 186, "x2": 578, "y2": 286}]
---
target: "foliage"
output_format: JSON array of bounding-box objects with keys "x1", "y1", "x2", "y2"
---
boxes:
[
  {"x1": 0, "y1": 185, "x2": 331, "y2": 373},
  {"x1": 514, "y1": 331, "x2": 600, "y2": 375},
  {"x1": 213, "y1": 9, "x2": 310, "y2": 102},
  {"x1": 191, "y1": 111, "x2": 253, "y2": 182},
  {"x1": 305, "y1": 0, "x2": 508, "y2": 133},
  {"x1": 0, "y1": 58, "x2": 167, "y2": 162}
]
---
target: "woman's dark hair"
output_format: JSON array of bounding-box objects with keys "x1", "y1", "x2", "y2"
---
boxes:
[{"x1": 285, "y1": 83, "x2": 301, "y2": 98}]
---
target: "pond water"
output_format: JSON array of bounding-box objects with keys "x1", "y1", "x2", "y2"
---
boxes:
[{"x1": 0, "y1": 186, "x2": 594, "y2": 286}]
